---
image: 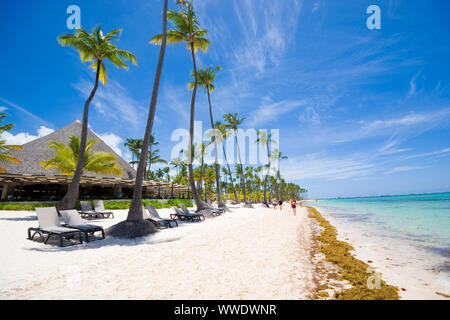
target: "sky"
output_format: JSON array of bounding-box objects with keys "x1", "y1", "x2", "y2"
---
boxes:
[{"x1": 1, "y1": 0, "x2": 450, "y2": 199}]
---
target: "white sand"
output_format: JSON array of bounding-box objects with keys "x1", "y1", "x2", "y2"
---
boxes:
[{"x1": 0, "y1": 205, "x2": 314, "y2": 300}]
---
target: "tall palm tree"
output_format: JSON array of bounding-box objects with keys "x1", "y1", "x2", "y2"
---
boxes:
[
  {"x1": 215, "y1": 121, "x2": 239, "y2": 203},
  {"x1": 124, "y1": 138, "x2": 144, "y2": 168},
  {"x1": 57, "y1": 26, "x2": 137, "y2": 210},
  {"x1": 117, "y1": 0, "x2": 168, "y2": 228},
  {"x1": 170, "y1": 157, "x2": 183, "y2": 175},
  {"x1": 223, "y1": 113, "x2": 253, "y2": 207},
  {"x1": 271, "y1": 149, "x2": 288, "y2": 200},
  {"x1": 151, "y1": 1, "x2": 210, "y2": 212},
  {"x1": 0, "y1": 113, "x2": 23, "y2": 172},
  {"x1": 147, "y1": 148, "x2": 167, "y2": 178},
  {"x1": 40, "y1": 136, "x2": 122, "y2": 176},
  {"x1": 188, "y1": 65, "x2": 226, "y2": 208},
  {"x1": 256, "y1": 131, "x2": 277, "y2": 207}
]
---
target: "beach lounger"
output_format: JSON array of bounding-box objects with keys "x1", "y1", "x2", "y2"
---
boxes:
[
  {"x1": 28, "y1": 207, "x2": 83, "y2": 247},
  {"x1": 80, "y1": 201, "x2": 103, "y2": 220},
  {"x1": 146, "y1": 205, "x2": 178, "y2": 228},
  {"x1": 179, "y1": 203, "x2": 209, "y2": 218},
  {"x1": 60, "y1": 210, "x2": 105, "y2": 242},
  {"x1": 93, "y1": 200, "x2": 114, "y2": 219},
  {"x1": 142, "y1": 206, "x2": 169, "y2": 229},
  {"x1": 171, "y1": 206, "x2": 205, "y2": 222},
  {"x1": 206, "y1": 202, "x2": 224, "y2": 215}
]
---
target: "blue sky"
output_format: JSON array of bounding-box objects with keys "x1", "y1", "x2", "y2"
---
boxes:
[{"x1": 1, "y1": 0, "x2": 450, "y2": 198}]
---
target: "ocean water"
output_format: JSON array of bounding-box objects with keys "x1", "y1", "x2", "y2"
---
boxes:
[
  {"x1": 313, "y1": 193, "x2": 450, "y2": 296},
  {"x1": 316, "y1": 193, "x2": 450, "y2": 261}
]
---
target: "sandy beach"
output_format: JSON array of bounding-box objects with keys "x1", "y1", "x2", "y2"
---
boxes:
[{"x1": 0, "y1": 205, "x2": 314, "y2": 300}]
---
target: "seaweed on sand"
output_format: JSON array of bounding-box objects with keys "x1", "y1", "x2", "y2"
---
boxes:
[{"x1": 307, "y1": 206, "x2": 400, "y2": 300}]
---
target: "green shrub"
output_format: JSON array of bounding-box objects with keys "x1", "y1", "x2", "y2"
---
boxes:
[{"x1": 0, "y1": 202, "x2": 58, "y2": 211}]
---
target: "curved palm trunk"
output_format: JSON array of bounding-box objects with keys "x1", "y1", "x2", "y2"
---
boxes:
[
  {"x1": 127, "y1": 0, "x2": 168, "y2": 221},
  {"x1": 206, "y1": 89, "x2": 225, "y2": 208},
  {"x1": 188, "y1": 42, "x2": 207, "y2": 212},
  {"x1": 200, "y1": 156, "x2": 206, "y2": 202},
  {"x1": 235, "y1": 134, "x2": 250, "y2": 205},
  {"x1": 262, "y1": 140, "x2": 271, "y2": 207},
  {"x1": 222, "y1": 143, "x2": 238, "y2": 203},
  {"x1": 58, "y1": 61, "x2": 101, "y2": 210}
]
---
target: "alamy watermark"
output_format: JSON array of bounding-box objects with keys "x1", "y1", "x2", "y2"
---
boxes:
[
  {"x1": 66, "y1": 5, "x2": 81, "y2": 30},
  {"x1": 366, "y1": 5, "x2": 381, "y2": 30},
  {"x1": 170, "y1": 121, "x2": 280, "y2": 167}
]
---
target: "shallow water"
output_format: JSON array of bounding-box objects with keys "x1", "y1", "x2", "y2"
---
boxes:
[{"x1": 312, "y1": 193, "x2": 450, "y2": 296}]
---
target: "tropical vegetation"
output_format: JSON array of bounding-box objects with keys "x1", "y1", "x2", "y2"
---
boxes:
[
  {"x1": 40, "y1": 135, "x2": 123, "y2": 176},
  {"x1": 0, "y1": 113, "x2": 23, "y2": 173},
  {"x1": 56, "y1": 25, "x2": 137, "y2": 210}
]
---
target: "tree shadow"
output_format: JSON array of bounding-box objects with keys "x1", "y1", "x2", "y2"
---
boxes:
[
  {"x1": 25, "y1": 219, "x2": 201, "y2": 252},
  {"x1": 0, "y1": 216, "x2": 37, "y2": 222}
]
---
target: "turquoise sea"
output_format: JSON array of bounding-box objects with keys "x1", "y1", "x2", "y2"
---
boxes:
[{"x1": 315, "y1": 193, "x2": 450, "y2": 267}]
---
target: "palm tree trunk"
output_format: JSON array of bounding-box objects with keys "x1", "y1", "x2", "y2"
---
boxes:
[
  {"x1": 200, "y1": 156, "x2": 206, "y2": 202},
  {"x1": 58, "y1": 61, "x2": 101, "y2": 210},
  {"x1": 188, "y1": 42, "x2": 207, "y2": 211},
  {"x1": 263, "y1": 140, "x2": 271, "y2": 207},
  {"x1": 127, "y1": 0, "x2": 168, "y2": 221},
  {"x1": 235, "y1": 135, "x2": 250, "y2": 205},
  {"x1": 222, "y1": 144, "x2": 238, "y2": 203},
  {"x1": 206, "y1": 89, "x2": 225, "y2": 208}
]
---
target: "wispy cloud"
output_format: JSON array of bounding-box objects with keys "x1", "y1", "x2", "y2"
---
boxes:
[
  {"x1": 407, "y1": 72, "x2": 420, "y2": 98},
  {"x1": 73, "y1": 79, "x2": 147, "y2": 127},
  {"x1": 0, "y1": 97, "x2": 54, "y2": 127},
  {"x1": 247, "y1": 97, "x2": 307, "y2": 127},
  {"x1": 387, "y1": 166, "x2": 424, "y2": 174}
]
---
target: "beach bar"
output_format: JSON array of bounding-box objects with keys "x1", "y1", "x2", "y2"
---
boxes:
[{"x1": 0, "y1": 121, "x2": 190, "y2": 201}]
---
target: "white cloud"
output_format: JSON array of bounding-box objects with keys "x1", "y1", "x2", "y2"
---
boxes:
[
  {"x1": 91, "y1": 130, "x2": 124, "y2": 157},
  {"x1": 247, "y1": 97, "x2": 307, "y2": 127},
  {"x1": 1, "y1": 126, "x2": 55, "y2": 145}
]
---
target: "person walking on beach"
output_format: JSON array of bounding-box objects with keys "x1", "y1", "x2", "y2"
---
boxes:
[
  {"x1": 273, "y1": 198, "x2": 278, "y2": 210},
  {"x1": 278, "y1": 199, "x2": 283, "y2": 211},
  {"x1": 291, "y1": 199, "x2": 297, "y2": 216}
]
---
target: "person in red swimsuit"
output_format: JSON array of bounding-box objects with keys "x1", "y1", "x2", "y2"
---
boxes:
[{"x1": 291, "y1": 199, "x2": 297, "y2": 216}]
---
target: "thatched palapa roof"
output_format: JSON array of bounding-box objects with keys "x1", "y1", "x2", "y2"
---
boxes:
[{"x1": 3, "y1": 120, "x2": 136, "y2": 179}]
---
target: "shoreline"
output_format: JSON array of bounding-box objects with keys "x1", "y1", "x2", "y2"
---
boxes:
[{"x1": 311, "y1": 205, "x2": 449, "y2": 299}]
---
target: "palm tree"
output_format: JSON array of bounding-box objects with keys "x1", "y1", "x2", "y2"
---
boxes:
[
  {"x1": 151, "y1": 1, "x2": 210, "y2": 212},
  {"x1": 256, "y1": 131, "x2": 277, "y2": 207},
  {"x1": 215, "y1": 121, "x2": 239, "y2": 203},
  {"x1": 223, "y1": 113, "x2": 253, "y2": 208},
  {"x1": 110, "y1": 0, "x2": 168, "y2": 232},
  {"x1": 271, "y1": 149, "x2": 288, "y2": 199},
  {"x1": 170, "y1": 157, "x2": 184, "y2": 175},
  {"x1": 57, "y1": 25, "x2": 137, "y2": 210},
  {"x1": 146, "y1": 133, "x2": 159, "y2": 180},
  {"x1": 124, "y1": 138, "x2": 144, "y2": 168},
  {"x1": 147, "y1": 148, "x2": 167, "y2": 178},
  {"x1": 162, "y1": 166, "x2": 171, "y2": 182},
  {"x1": 188, "y1": 65, "x2": 226, "y2": 209},
  {"x1": 40, "y1": 136, "x2": 122, "y2": 176},
  {"x1": 0, "y1": 113, "x2": 23, "y2": 172}
]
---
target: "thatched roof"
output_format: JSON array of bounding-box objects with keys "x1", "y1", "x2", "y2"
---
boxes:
[{"x1": 3, "y1": 120, "x2": 136, "y2": 180}]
